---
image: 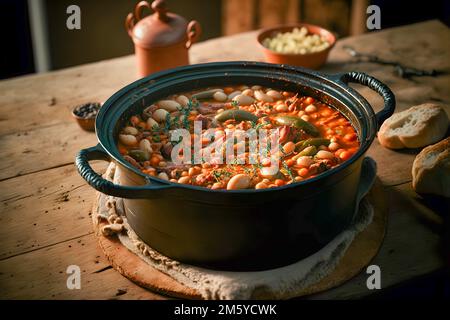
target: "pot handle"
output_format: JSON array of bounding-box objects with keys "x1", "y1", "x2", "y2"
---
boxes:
[
  {"x1": 336, "y1": 71, "x2": 395, "y2": 129},
  {"x1": 75, "y1": 144, "x2": 172, "y2": 199}
]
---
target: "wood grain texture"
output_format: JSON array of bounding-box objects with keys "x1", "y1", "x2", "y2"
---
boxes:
[
  {"x1": 310, "y1": 183, "x2": 446, "y2": 299},
  {"x1": 0, "y1": 20, "x2": 448, "y2": 300},
  {"x1": 0, "y1": 57, "x2": 136, "y2": 137},
  {"x1": 0, "y1": 162, "x2": 106, "y2": 260},
  {"x1": 0, "y1": 232, "x2": 164, "y2": 300},
  {"x1": 0, "y1": 122, "x2": 100, "y2": 181}
]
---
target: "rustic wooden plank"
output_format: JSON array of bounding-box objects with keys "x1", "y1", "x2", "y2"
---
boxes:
[
  {"x1": 191, "y1": 30, "x2": 263, "y2": 63},
  {"x1": 0, "y1": 233, "x2": 164, "y2": 299},
  {"x1": 221, "y1": 0, "x2": 256, "y2": 35},
  {"x1": 310, "y1": 182, "x2": 445, "y2": 299},
  {"x1": 0, "y1": 163, "x2": 106, "y2": 260},
  {"x1": 0, "y1": 56, "x2": 136, "y2": 137},
  {"x1": 0, "y1": 122, "x2": 100, "y2": 181}
]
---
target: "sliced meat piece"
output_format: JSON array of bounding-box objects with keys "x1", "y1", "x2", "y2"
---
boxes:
[
  {"x1": 195, "y1": 114, "x2": 210, "y2": 128},
  {"x1": 123, "y1": 155, "x2": 142, "y2": 169},
  {"x1": 159, "y1": 163, "x2": 190, "y2": 176},
  {"x1": 161, "y1": 142, "x2": 174, "y2": 160},
  {"x1": 197, "y1": 103, "x2": 225, "y2": 115},
  {"x1": 142, "y1": 104, "x2": 159, "y2": 120}
]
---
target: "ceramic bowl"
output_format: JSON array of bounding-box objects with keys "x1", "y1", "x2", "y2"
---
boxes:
[{"x1": 257, "y1": 23, "x2": 336, "y2": 69}]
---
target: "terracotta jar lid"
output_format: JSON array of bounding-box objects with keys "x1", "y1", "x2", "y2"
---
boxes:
[{"x1": 126, "y1": 0, "x2": 194, "y2": 49}]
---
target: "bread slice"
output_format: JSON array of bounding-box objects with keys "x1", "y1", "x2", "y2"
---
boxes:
[
  {"x1": 378, "y1": 103, "x2": 448, "y2": 149},
  {"x1": 412, "y1": 137, "x2": 450, "y2": 197}
]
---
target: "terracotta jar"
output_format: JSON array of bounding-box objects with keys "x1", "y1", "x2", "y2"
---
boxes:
[{"x1": 125, "y1": 0, "x2": 201, "y2": 77}]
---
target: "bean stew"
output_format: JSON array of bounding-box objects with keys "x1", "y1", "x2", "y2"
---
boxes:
[{"x1": 117, "y1": 85, "x2": 360, "y2": 190}]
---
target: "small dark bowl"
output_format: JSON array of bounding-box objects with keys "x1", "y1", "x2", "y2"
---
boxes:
[
  {"x1": 257, "y1": 23, "x2": 336, "y2": 70},
  {"x1": 72, "y1": 103, "x2": 101, "y2": 132}
]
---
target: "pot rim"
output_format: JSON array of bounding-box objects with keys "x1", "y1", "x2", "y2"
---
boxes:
[{"x1": 92, "y1": 61, "x2": 394, "y2": 194}]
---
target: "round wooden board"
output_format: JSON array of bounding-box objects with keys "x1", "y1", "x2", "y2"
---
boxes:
[{"x1": 92, "y1": 179, "x2": 387, "y2": 300}]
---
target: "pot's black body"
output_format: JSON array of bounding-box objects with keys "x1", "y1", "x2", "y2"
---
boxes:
[{"x1": 76, "y1": 62, "x2": 395, "y2": 271}]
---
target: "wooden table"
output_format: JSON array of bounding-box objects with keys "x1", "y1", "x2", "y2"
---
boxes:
[{"x1": 0, "y1": 20, "x2": 448, "y2": 300}]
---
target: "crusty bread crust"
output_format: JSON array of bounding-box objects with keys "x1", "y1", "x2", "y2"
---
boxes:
[
  {"x1": 412, "y1": 137, "x2": 450, "y2": 197},
  {"x1": 378, "y1": 103, "x2": 448, "y2": 149}
]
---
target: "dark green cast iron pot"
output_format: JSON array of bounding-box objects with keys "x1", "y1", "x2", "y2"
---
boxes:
[{"x1": 76, "y1": 62, "x2": 395, "y2": 271}]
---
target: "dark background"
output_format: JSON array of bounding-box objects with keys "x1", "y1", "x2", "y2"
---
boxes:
[{"x1": 1, "y1": 0, "x2": 449, "y2": 80}]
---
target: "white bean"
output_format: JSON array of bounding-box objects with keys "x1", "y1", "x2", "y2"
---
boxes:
[
  {"x1": 176, "y1": 95, "x2": 190, "y2": 107},
  {"x1": 152, "y1": 109, "x2": 170, "y2": 122},
  {"x1": 119, "y1": 134, "x2": 137, "y2": 146},
  {"x1": 251, "y1": 85, "x2": 262, "y2": 90},
  {"x1": 178, "y1": 176, "x2": 191, "y2": 184},
  {"x1": 232, "y1": 94, "x2": 255, "y2": 106},
  {"x1": 305, "y1": 104, "x2": 317, "y2": 113},
  {"x1": 254, "y1": 90, "x2": 274, "y2": 102},
  {"x1": 242, "y1": 89, "x2": 254, "y2": 97},
  {"x1": 146, "y1": 117, "x2": 159, "y2": 130},
  {"x1": 157, "y1": 100, "x2": 181, "y2": 112},
  {"x1": 266, "y1": 90, "x2": 283, "y2": 99},
  {"x1": 275, "y1": 104, "x2": 288, "y2": 112},
  {"x1": 328, "y1": 142, "x2": 340, "y2": 151},
  {"x1": 226, "y1": 174, "x2": 251, "y2": 190},
  {"x1": 157, "y1": 172, "x2": 169, "y2": 180},
  {"x1": 123, "y1": 126, "x2": 139, "y2": 135},
  {"x1": 301, "y1": 115, "x2": 310, "y2": 122},
  {"x1": 316, "y1": 150, "x2": 334, "y2": 159},
  {"x1": 255, "y1": 182, "x2": 268, "y2": 189},
  {"x1": 282, "y1": 141, "x2": 295, "y2": 154},
  {"x1": 260, "y1": 167, "x2": 279, "y2": 178},
  {"x1": 296, "y1": 156, "x2": 313, "y2": 167},
  {"x1": 159, "y1": 161, "x2": 167, "y2": 167},
  {"x1": 213, "y1": 91, "x2": 228, "y2": 102},
  {"x1": 139, "y1": 139, "x2": 153, "y2": 154},
  {"x1": 228, "y1": 90, "x2": 242, "y2": 100},
  {"x1": 211, "y1": 182, "x2": 223, "y2": 189}
]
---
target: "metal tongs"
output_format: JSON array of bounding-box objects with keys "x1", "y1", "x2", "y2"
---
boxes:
[{"x1": 343, "y1": 46, "x2": 440, "y2": 79}]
